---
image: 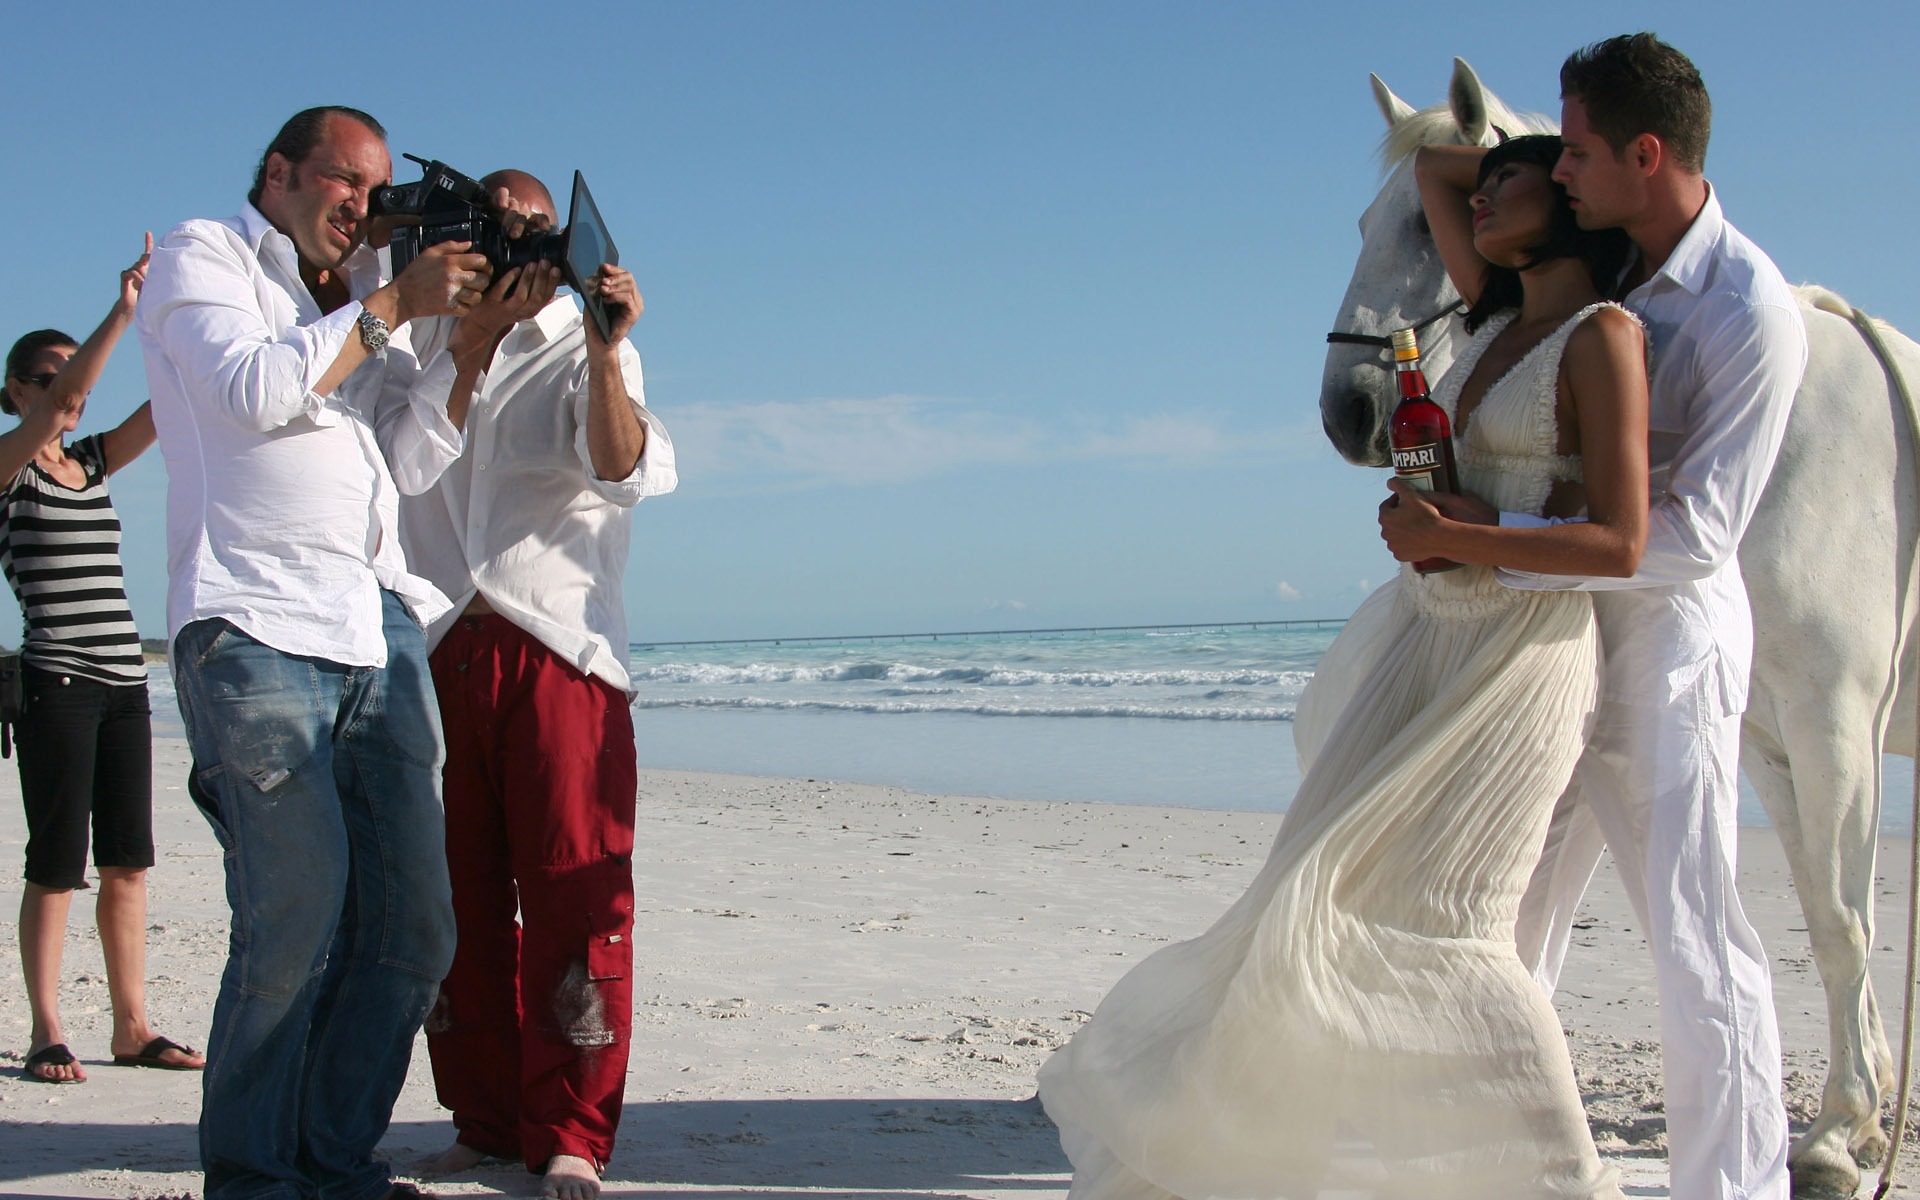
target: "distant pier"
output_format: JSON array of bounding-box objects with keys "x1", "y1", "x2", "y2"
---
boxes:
[{"x1": 632, "y1": 618, "x2": 1348, "y2": 652}]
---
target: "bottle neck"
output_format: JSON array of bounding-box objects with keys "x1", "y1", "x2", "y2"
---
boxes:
[{"x1": 1396, "y1": 359, "x2": 1429, "y2": 401}]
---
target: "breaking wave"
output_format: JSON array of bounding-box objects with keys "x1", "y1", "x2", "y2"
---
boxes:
[
  {"x1": 629, "y1": 695, "x2": 1297, "y2": 721},
  {"x1": 630, "y1": 662, "x2": 1310, "y2": 689}
]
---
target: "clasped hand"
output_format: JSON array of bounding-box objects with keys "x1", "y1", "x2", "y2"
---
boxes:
[{"x1": 1378, "y1": 478, "x2": 1496, "y2": 562}]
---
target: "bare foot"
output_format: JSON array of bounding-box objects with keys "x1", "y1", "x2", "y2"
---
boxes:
[
  {"x1": 25, "y1": 1042, "x2": 85, "y2": 1083},
  {"x1": 414, "y1": 1141, "x2": 487, "y2": 1177},
  {"x1": 541, "y1": 1154, "x2": 600, "y2": 1200}
]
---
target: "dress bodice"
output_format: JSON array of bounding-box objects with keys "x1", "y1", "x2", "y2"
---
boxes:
[
  {"x1": 1433, "y1": 304, "x2": 1629, "y2": 517},
  {"x1": 1403, "y1": 302, "x2": 1632, "y2": 620}
]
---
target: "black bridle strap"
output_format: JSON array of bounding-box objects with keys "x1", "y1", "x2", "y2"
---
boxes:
[{"x1": 1325, "y1": 300, "x2": 1466, "y2": 351}]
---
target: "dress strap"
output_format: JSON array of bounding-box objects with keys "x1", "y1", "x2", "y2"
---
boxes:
[
  {"x1": 1430, "y1": 311, "x2": 1515, "y2": 423},
  {"x1": 1524, "y1": 302, "x2": 1641, "y2": 471}
]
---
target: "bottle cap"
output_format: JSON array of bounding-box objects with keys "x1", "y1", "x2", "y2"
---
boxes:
[{"x1": 1391, "y1": 328, "x2": 1420, "y2": 361}]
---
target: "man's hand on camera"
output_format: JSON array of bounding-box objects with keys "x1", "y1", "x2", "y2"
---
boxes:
[
  {"x1": 585, "y1": 265, "x2": 643, "y2": 348},
  {"x1": 489, "y1": 186, "x2": 554, "y2": 240},
  {"x1": 386, "y1": 241, "x2": 495, "y2": 325},
  {"x1": 448, "y1": 264, "x2": 562, "y2": 358}
]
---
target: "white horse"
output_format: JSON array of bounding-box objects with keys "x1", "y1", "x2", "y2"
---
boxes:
[{"x1": 1319, "y1": 59, "x2": 1920, "y2": 1200}]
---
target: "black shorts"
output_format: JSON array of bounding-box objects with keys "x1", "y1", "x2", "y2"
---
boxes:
[{"x1": 17, "y1": 665, "x2": 154, "y2": 889}]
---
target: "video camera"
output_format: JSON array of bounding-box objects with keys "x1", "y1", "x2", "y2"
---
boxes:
[{"x1": 368, "y1": 154, "x2": 623, "y2": 340}]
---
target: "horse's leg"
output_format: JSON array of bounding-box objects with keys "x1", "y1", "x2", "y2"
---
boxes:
[{"x1": 1748, "y1": 689, "x2": 1893, "y2": 1200}]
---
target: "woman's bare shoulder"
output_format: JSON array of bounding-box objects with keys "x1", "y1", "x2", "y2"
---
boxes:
[{"x1": 1565, "y1": 303, "x2": 1647, "y2": 365}]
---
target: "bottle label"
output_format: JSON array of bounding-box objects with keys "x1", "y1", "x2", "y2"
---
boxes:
[{"x1": 1392, "y1": 442, "x2": 1441, "y2": 489}]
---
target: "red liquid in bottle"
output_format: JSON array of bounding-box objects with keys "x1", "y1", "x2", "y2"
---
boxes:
[{"x1": 1387, "y1": 330, "x2": 1462, "y2": 574}]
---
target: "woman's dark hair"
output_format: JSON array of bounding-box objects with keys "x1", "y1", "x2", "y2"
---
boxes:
[
  {"x1": 1463, "y1": 134, "x2": 1633, "y2": 333},
  {"x1": 3, "y1": 329, "x2": 77, "y2": 417},
  {"x1": 247, "y1": 106, "x2": 388, "y2": 207}
]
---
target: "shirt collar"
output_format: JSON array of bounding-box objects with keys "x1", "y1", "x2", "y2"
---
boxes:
[
  {"x1": 236, "y1": 202, "x2": 279, "y2": 253},
  {"x1": 234, "y1": 202, "x2": 383, "y2": 292},
  {"x1": 1647, "y1": 183, "x2": 1723, "y2": 296},
  {"x1": 524, "y1": 294, "x2": 582, "y2": 344}
]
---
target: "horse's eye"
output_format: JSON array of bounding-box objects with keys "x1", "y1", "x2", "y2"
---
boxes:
[{"x1": 1414, "y1": 211, "x2": 1431, "y2": 237}]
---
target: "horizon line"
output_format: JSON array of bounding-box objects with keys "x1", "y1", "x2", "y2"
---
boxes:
[{"x1": 631, "y1": 617, "x2": 1349, "y2": 651}]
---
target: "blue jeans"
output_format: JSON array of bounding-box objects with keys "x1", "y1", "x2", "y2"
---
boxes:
[{"x1": 173, "y1": 591, "x2": 456, "y2": 1200}]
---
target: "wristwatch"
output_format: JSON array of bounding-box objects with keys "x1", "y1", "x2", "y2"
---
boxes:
[{"x1": 356, "y1": 308, "x2": 390, "y2": 353}]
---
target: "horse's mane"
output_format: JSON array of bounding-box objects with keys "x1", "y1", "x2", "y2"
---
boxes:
[{"x1": 1377, "y1": 101, "x2": 1558, "y2": 172}]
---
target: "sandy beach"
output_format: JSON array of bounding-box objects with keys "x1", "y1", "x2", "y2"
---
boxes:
[{"x1": 1, "y1": 734, "x2": 1915, "y2": 1199}]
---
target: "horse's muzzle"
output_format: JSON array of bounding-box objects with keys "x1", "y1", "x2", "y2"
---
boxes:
[{"x1": 1321, "y1": 388, "x2": 1390, "y2": 467}]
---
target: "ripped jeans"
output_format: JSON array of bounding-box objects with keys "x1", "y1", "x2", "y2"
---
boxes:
[{"x1": 173, "y1": 592, "x2": 456, "y2": 1200}]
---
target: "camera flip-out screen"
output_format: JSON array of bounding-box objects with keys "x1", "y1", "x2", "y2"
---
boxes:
[{"x1": 562, "y1": 171, "x2": 619, "y2": 342}]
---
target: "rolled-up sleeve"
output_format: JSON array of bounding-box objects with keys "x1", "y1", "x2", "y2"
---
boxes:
[
  {"x1": 142, "y1": 224, "x2": 361, "y2": 432},
  {"x1": 571, "y1": 339, "x2": 678, "y2": 506}
]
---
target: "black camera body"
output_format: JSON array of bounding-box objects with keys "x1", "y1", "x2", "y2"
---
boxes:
[
  {"x1": 369, "y1": 155, "x2": 624, "y2": 341},
  {"x1": 369, "y1": 155, "x2": 565, "y2": 276}
]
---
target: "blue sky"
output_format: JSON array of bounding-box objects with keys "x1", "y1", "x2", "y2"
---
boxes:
[{"x1": 3, "y1": 2, "x2": 1913, "y2": 642}]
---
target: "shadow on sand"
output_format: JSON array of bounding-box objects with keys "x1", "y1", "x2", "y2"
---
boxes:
[{"x1": 0, "y1": 1096, "x2": 1067, "y2": 1197}]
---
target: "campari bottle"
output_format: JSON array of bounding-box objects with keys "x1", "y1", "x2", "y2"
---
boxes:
[{"x1": 1388, "y1": 328, "x2": 1462, "y2": 574}]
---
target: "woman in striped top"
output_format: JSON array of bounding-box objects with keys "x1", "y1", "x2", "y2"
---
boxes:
[{"x1": 5, "y1": 236, "x2": 203, "y2": 1083}]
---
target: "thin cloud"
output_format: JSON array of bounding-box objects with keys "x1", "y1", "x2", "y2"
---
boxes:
[
  {"x1": 1275, "y1": 581, "x2": 1302, "y2": 601},
  {"x1": 668, "y1": 395, "x2": 1279, "y2": 490}
]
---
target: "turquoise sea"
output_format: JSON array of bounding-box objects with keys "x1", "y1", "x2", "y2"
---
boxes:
[
  {"x1": 147, "y1": 622, "x2": 1915, "y2": 830},
  {"x1": 621, "y1": 623, "x2": 1916, "y2": 831}
]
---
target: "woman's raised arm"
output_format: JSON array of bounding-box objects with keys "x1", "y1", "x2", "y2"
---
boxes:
[
  {"x1": 1414, "y1": 144, "x2": 1492, "y2": 306},
  {"x1": 45, "y1": 234, "x2": 151, "y2": 427}
]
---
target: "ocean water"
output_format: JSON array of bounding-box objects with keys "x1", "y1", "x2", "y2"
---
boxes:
[
  {"x1": 628, "y1": 624, "x2": 1334, "y2": 814},
  {"x1": 146, "y1": 622, "x2": 1915, "y2": 828}
]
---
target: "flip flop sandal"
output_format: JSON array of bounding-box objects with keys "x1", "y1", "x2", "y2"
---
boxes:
[
  {"x1": 111, "y1": 1035, "x2": 203, "y2": 1070},
  {"x1": 23, "y1": 1042, "x2": 82, "y2": 1083}
]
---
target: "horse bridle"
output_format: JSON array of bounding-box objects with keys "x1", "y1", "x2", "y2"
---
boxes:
[
  {"x1": 1325, "y1": 124, "x2": 1507, "y2": 355},
  {"x1": 1325, "y1": 299, "x2": 1466, "y2": 353}
]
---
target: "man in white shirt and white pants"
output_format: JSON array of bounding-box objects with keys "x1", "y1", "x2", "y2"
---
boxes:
[
  {"x1": 388, "y1": 170, "x2": 676, "y2": 1200},
  {"x1": 1387, "y1": 34, "x2": 1807, "y2": 1200},
  {"x1": 137, "y1": 107, "x2": 496, "y2": 1200}
]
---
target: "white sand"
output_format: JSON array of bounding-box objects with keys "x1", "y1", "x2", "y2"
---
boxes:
[{"x1": 0, "y1": 734, "x2": 1914, "y2": 1198}]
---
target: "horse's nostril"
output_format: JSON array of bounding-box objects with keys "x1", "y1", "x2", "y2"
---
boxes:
[{"x1": 1323, "y1": 392, "x2": 1376, "y2": 463}]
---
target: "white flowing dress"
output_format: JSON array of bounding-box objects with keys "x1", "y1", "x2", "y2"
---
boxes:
[{"x1": 1037, "y1": 304, "x2": 1633, "y2": 1200}]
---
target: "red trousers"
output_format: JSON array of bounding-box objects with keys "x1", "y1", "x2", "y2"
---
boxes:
[{"x1": 425, "y1": 615, "x2": 637, "y2": 1170}]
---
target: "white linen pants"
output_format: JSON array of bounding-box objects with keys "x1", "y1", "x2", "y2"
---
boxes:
[{"x1": 1514, "y1": 679, "x2": 1788, "y2": 1200}]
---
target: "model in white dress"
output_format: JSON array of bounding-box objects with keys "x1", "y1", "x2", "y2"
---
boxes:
[{"x1": 1038, "y1": 303, "x2": 1635, "y2": 1200}]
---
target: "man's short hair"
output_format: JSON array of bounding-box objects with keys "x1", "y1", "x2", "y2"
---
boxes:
[
  {"x1": 1560, "y1": 33, "x2": 1711, "y2": 174},
  {"x1": 248, "y1": 106, "x2": 388, "y2": 207}
]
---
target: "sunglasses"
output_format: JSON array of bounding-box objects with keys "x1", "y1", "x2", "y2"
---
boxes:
[{"x1": 12, "y1": 373, "x2": 57, "y2": 389}]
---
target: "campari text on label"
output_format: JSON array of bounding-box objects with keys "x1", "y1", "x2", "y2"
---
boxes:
[{"x1": 1387, "y1": 329, "x2": 1463, "y2": 573}]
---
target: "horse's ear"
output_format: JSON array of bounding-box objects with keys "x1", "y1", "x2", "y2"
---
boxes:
[
  {"x1": 1448, "y1": 58, "x2": 1491, "y2": 145},
  {"x1": 1371, "y1": 74, "x2": 1416, "y2": 128}
]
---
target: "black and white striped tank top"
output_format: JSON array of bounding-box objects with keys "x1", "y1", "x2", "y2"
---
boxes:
[{"x1": 0, "y1": 434, "x2": 146, "y2": 685}]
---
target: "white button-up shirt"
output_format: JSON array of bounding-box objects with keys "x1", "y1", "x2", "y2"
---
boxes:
[
  {"x1": 136, "y1": 204, "x2": 461, "y2": 667},
  {"x1": 1498, "y1": 188, "x2": 1808, "y2": 711},
  {"x1": 389, "y1": 296, "x2": 677, "y2": 693}
]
